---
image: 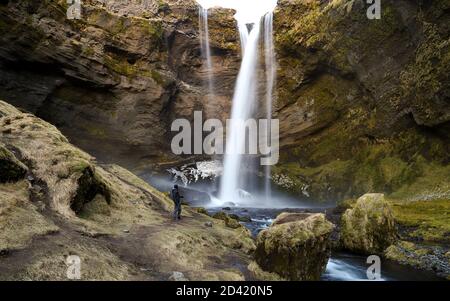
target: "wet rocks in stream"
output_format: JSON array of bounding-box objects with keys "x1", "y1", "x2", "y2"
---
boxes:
[{"x1": 254, "y1": 212, "x2": 334, "y2": 281}]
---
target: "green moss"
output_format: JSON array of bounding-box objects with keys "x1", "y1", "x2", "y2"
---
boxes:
[
  {"x1": 273, "y1": 159, "x2": 353, "y2": 201},
  {"x1": 0, "y1": 145, "x2": 28, "y2": 183},
  {"x1": 340, "y1": 194, "x2": 397, "y2": 254},
  {"x1": 212, "y1": 211, "x2": 242, "y2": 229},
  {"x1": 255, "y1": 213, "x2": 334, "y2": 280},
  {"x1": 399, "y1": 21, "x2": 450, "y2": 124},
  {"x1": 390, "y1": 199, "x2": 450, "y2": 243},
  {"x1": 82, "y1": 46, "x2": 95, "y2": 57},
  {"x1": 82, "y1": 125, "x2": 108, "y2": 139},
  {"x1": 196, "y1": 207, "x2": 209, "y2": 215},
  {"x1": 384, "y1": 241, "x2": 424, "y2": 266},
  {"x1": 68, "y1": 160, "x2": 92, "y2": 175},
  {"x1": 103, "y1": 56, "x2": 138, "y2": 77},
  {"x1": 78, "y1": 194, "x2": 111, "y2": 220},
  {"x1": 150, "y1": 70, "x2": 165, "y2": 85}
]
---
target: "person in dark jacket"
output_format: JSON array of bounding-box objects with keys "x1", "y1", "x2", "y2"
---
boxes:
[{"x1": 171, "y1": 184, "x2": 183, "y2": 220}]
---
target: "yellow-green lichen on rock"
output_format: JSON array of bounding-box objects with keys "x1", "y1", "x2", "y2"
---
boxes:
[
  {"x1": 254, "y1": 212, "x2": 334, "y2": 281},
  {"x1": 340, "y1": 193, "x2": 397, "y2": 254},
  {"x1": 212, "y1": 211, "x2": 243, "y2": 229},
  {"x1": 384, "y1": 240, "x2": 450, "y2": 279}
]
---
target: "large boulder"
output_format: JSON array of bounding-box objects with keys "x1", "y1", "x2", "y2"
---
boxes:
[
  {"x1": 340, "y1": 193, "x2": 397, "y2": 254},
  {"x1": 254, "y1": 213, "x2": 334, "y2": 281}
]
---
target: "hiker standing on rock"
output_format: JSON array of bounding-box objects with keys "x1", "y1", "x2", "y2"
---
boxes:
[{"x1": 171, "y1": 184, "x2": 183, "y2": 220}]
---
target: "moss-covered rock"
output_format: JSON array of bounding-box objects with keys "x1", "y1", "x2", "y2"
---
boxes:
[
  {"x1": 341, "y1": 193, "x2": 397, "y2": 254},
  {"x1": 196, "y1": 207, "x2": 209, "y2": 215},
  {"x1": 273, "y1": 0, "x2": 450, "y2": 203},
  {"x1": 390, "y1": 199, "x2": 450, "y2": 243},
  {"x1": 0, "y1": 144, "x2": 27, "y2": 183},
  {"x1": 212, "y1": 211, "x2": 242, "y2": 229},
  {"x1": 254, "y1": 213, "x2": 334, "y2": 281},
  {"x1": 384, "y1": 240, "x2": 450, "y2": 279}
]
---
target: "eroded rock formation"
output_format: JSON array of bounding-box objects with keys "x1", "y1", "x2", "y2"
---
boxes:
[{"x1": 0, "y1": 0, "x2": 449, "y2": 201}]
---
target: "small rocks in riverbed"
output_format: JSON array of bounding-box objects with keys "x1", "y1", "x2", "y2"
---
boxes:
[
  {"x1": 205, "y1": 221, "x2": 213, "y2": 227},
  {"x1": 27, "y1": 175, "x2": 34, "y2": 182},
  {"x1": 169, "y1": 271, "x2": 189, "y2": 281}
]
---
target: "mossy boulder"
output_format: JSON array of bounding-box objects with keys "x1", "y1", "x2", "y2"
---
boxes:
[
  {"x1": 340, "y1": 193, "x2": 397, "y2": 254},
  {"x1": 196, "y1": 207, "x2": 209, "y2": 215},
  {"x1": 0, "y1": 145, "x2": 27, "y2": 183},
  {"x1": 254, "y1": 213, "x2": 334, "y2": 281},
  {"x1": 212, "y1": 211, "x2": 242, "y2": 229}
]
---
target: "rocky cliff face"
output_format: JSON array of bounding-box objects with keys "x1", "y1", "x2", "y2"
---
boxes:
[
  {"x1": 0, "y1": 0, "x2": 236, "y2": 169},
  {"x1": 273, "y1": 0, "x2": 450, "y2": 201},
  {"x1": 0, "y1": 0, "x2": 449, "y2": 201}
]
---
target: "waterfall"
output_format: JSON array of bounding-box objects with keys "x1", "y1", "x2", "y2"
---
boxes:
[
  {"x1": 263, "y1": 12, "x2": 276, "y2": 204},
  {"x1": 199, "y1": 7, "x2": 214, "y2": 97},
  {"x1": 219, "y1": 20, "x2": 262, "y2": 205},
  {"x1": 196, "y1": 0, "x2": 277, "y2": 207}
]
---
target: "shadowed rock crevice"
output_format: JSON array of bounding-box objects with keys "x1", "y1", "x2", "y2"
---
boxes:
[
  {"x1": 71, "y1": 166, "x2": 112, "y2": 214},
  {"x1": 0, "y1": 145, "x2": 27, "y2": 183}
]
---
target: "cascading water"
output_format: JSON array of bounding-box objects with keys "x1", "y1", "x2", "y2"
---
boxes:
[
  {"x1": 263, "y1": 12, "x2": 276, "y2": 204},
  {"x1": 219, "y1": 20, "x2": 262, "y2": 205},
  {"x1": 199, "y1": 7, "x2": 214, "y2": 97},
  {"x1": 196, "y1": 0, "x2": 277, "y2": 207}
]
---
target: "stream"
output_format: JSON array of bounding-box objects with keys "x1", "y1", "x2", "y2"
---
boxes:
[
  {"x1": 208, "y1": 207, "x2": 441, "y2": 281},
  {"x1": 206, "y1": 207, "x2": 442, "y2": 281},
  {"x1": 143, "y1": 173, "x2": 442, "y2": 281}
]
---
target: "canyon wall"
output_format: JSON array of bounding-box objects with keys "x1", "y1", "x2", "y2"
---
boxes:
[{"x1": 0, "y1": 0, "x2": 448, "y2": 201}]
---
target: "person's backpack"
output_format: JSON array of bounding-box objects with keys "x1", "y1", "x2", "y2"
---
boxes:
[{"x1": 171, "y1": 188, "x2": 178, "y2": 203}]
